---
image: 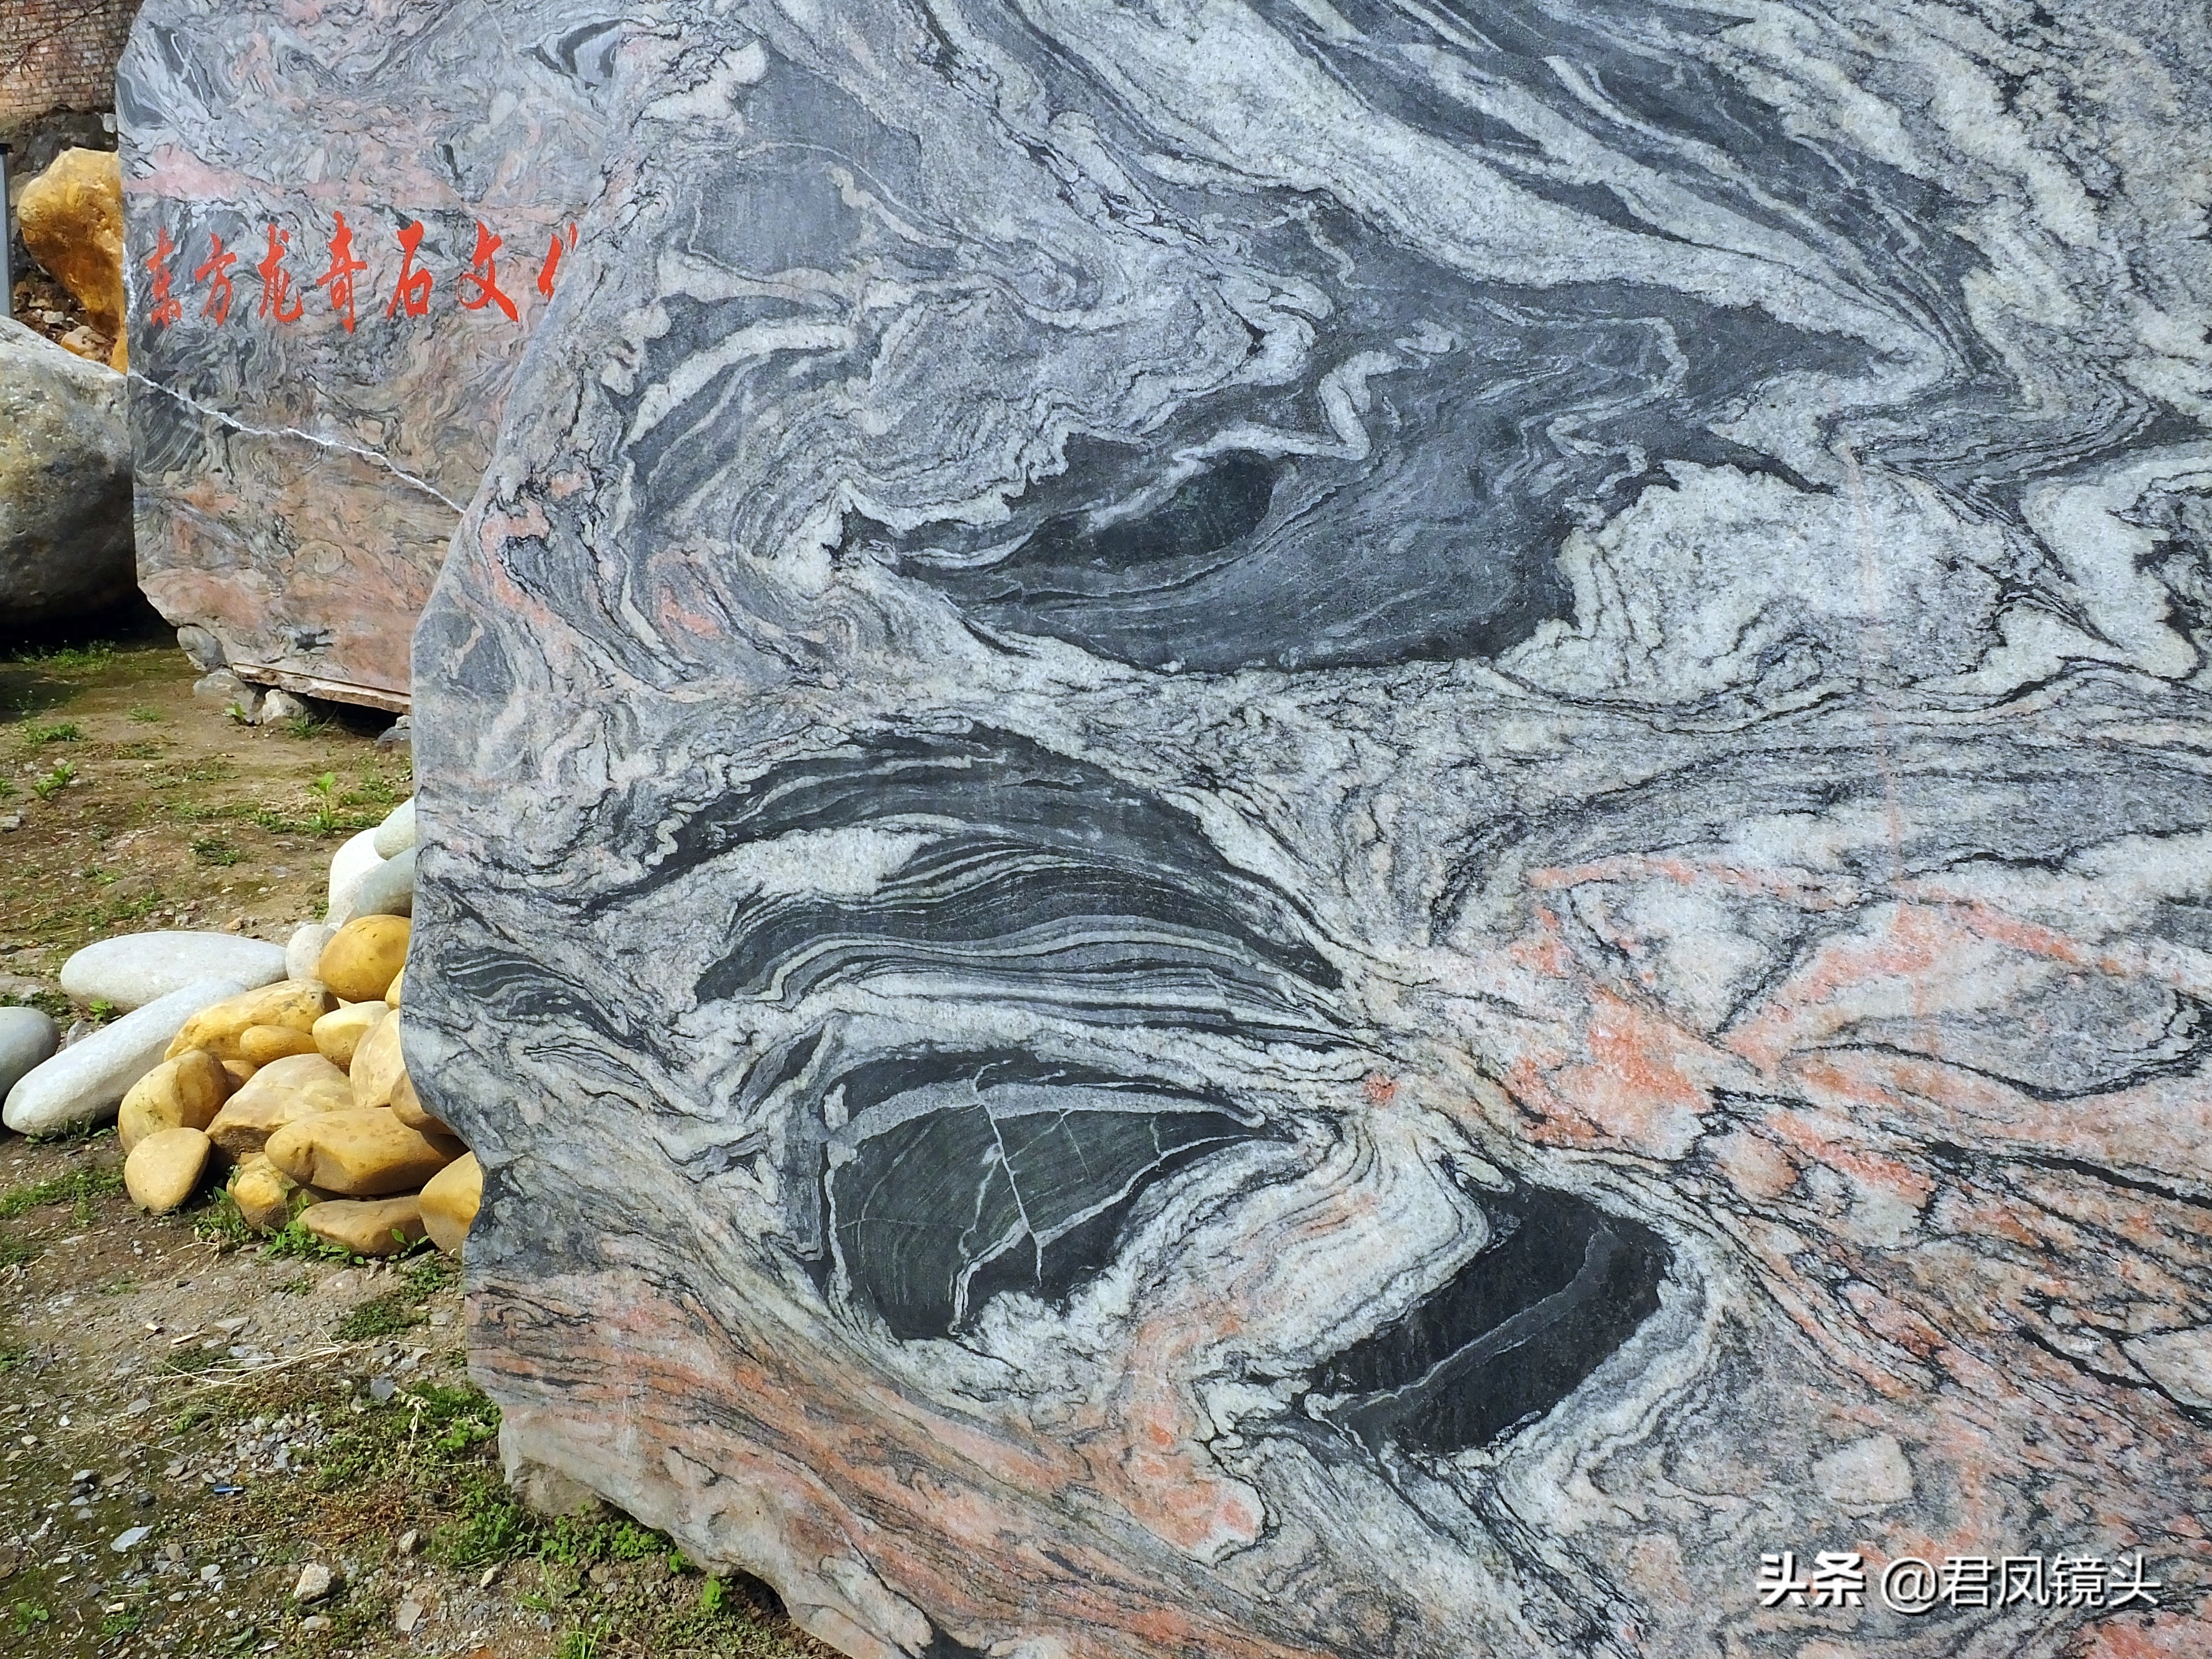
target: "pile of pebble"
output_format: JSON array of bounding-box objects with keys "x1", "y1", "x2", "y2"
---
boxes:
[{"x1": 0, "y1": 798, "x2": 480, "y2": 1257}]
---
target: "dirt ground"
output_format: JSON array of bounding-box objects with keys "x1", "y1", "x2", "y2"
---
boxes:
[{"x1": 1, "y1": 612, "x2": 830, "y2": 1659}]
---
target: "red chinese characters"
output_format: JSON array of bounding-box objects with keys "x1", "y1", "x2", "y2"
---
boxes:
[
  {"x1": 313, "y1": 211, "x2": 371, "y2": 333},
  {"x1": 144, "y1": 227, "x2": 183, "y2": 328},
  {"x1": 150, "y1": 209, "x2": 577, "y2": 333},
  {"x1": 386, "y1": 220, "x2": 433, "y2": 318},
  {"x1": 256, "y1": 223, "x2": 305, "y2": 324},
  {"x1": 458, "y1": 221, "x2": 519, "y2": 322},
  {"x1": 192, "y1": 233, "x2": 238, "y2": 325},
  {"x1": 537, "y1": 223, "x2": 578, "y2": 300}
]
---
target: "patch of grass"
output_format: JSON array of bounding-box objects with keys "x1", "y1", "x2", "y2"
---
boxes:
[
  {"x1": 274, "y1": 1272, "x2": 315, "y2": 1295},
  {"x1": 11, "y1": 639, "x2": 116, "y2": 670},
  {"x1": 260, "y1": 1212, "x2": 366, "y2": 1263},
  {"x1": 98, "y1": 1605, "x2": 144, "y2": 1637},
  {"x1": 402, "y1": 1250, "x2": 460, "y2": 1296},
  {"x1": 170, "y1": 1402, "x2": 216, "y2": 1434},
  {"x1": 10, "y1": 1599, "x2": 51, "y2": 1632},
  {"x1": 0, "y1": 1162, "x2": 125, "y2": 1219},
  {"x1": 191, "y1": 835, "x2": 243, "y2": 866},
  {"x1": 162, "y1": 1342, "x2": 230, "y2": 1376},
  {"x1": 113, "y1": 739, "x2": 167, "y2": 758},
  {"x1": 192, "y1": 1188, "x2": 260, "y2": 1252},
  {"x1": 78, "y1": 865, "x2": 118, "y2": 885},
  {"x1": 24, "y1": 721, "x2": 80, "y2": 744},
  {"x1": 128, "y1": 706, "x2": 164, "y2": 722},
  {"x1": 0, "y1": 1233, "x2": 43, "y2": 1267},
  {"x1": 281, "y1": 712, "x2": 330, "y2": 740},
  {"x1": 335, "y1": 1289, "x2": 428, "y2": 1343},
  {"x1": 1, "y1": 987, "x2": 69, "y2": 1022},
  {"x1": 0, "y1": 1334, "x2": 26, "y2": 1373},
  {"x1": 99, "y1": 888, "x2": 168, "y2": 924},
  {"x1": 31, "y1": 759, "x2": 77, "y2": 798}
]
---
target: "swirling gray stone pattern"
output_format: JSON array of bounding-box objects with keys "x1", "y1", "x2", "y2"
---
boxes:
[
  {"x1": 117, "y1": 2, "x2": 608, "y2": 705},
  {"x1": 416, "y1": 3, "x2": 2212, "y2": 1657}
]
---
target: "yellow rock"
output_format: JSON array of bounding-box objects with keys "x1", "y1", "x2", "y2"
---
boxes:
[
  {"x1": 239, "y1": 1023, "x2": 320, "y2": 1066},
  {"x1": 384, "y1": 968, "x2": 406, "y2": 1006},
  {"x1": 348, "y1": 1010, "x2": 406, "y2": 1108},
  {"x1": 223, "y1": 1058, "x2": 257, "y2": 1088},
  {"x1": 311, "y1": 1000, "x2": 387, "y2": 1070},
  {"x1": 205, "y1": 1052, "x2": 354, "y2": 1162},
  {"x1": 388, "y1": 1069, "x2": 453, "y2": 1137},
  {"x1": 265, "y1": 1108, "x2": 461, "y2": 1197},
  {"x1": 125, "y1": 1126, "x2": 212, "y2": 1215},
  {"x1": 317, "y1": 916, "x2": 410, "y2": 1003},
  {"x1": 117, "y1": 1049, "x2": 233, "y2": 1152},
  {"x1": 168, "y1": 981, "x2": 336, "y2": 1061},
  {"x1": 419, "y1": 1153, "x2": 481, "y2": 1257},
  {"x1": 299, "y1": 1196, "x2": 425, "y2": 1257},
  {"x1": 16, "y1": 148, "x2": 126, "y2": 367},
  {"x1": 228, "y1": 1154, "x2": 300, "y2": 1232}
]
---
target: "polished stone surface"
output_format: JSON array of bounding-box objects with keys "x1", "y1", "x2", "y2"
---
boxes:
[{"x1": 142, "y1": 2, "x2": 2212, "y2": 1655}]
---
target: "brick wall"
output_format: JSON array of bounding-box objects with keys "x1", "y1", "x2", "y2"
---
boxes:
[{"x1": 0, "y1": 0, "x2": 141, "y2": 125}]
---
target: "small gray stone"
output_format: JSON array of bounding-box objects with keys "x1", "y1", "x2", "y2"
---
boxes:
[
  {"x1": 0, "y1": 1007, "x2": 60, "y2": 1099},
  {"x1": 284, "y1": 923, "x2": 336, "y2": 986},
  {"x1": 259, "y1": 689, "x2": 311, "y2": 725},
  {"x1": 368, "y1": 1375, "x2": 396, "y2": 1403},
  {"x1": 2, "y1": 978, "x2": 247, "y2": 1135},
  {"x1": 346, "y1": 847, "x2": 415, "y2": 920},
  {"x1": 374, "y1": 716, "x2": 412, "y2": 751},
  {"x1": 60, "y1": 931, "x2": 287, "y2": 1011},
  {"x1": 110, "y1": 1526, "x2": 152, "y2": 1552},
  {"x1": 191, "y1": 670, "x2": 262, "y2": 721},
  {"x1": 370, "y1": 797, "x2": 416, "y2": 859},
  {"x1": 0, "y1": 318, "x2": 134, "y2": 625},
  {"x1": 290, "y1": 1561, "x2": 334, "y2": 1602},
  {"x1": 175, "y1": 626, "x2": 226, "y2": 671}
]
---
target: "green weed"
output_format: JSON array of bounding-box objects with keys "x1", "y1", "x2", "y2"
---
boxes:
[
  {"x1": 31, "y1": 760, "x2": 77, "y2": 798},
  {"x1": 128, "y1": 706, "x2": 163, "y2": 722},
  {"x1": 190, "y1": 835, "x2": 242, "y2": 866},
  {"x1": 25, "y1": 721, "x2": 80, "y2": 744}
]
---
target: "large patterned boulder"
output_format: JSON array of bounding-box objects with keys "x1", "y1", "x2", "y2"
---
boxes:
[
  {"x1": 133, "y1": 3, "x2": 2212, "y2": 1657},
  {"x1": 117, "y1": 4, "x2": 604, "y2": 704}
]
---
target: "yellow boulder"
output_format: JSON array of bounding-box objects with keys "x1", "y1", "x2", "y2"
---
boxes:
[
  {"x1": 348, "y1": 1010, "x2": 406, "y2": 1108},
  {"x1": 117, "y1": 1049, "x2": 232, "y2": 1152},
  {"x1": 384, "y1": 968, "x2": 406, "y2": 1006},
  {"x1": 228, "y1": 1154, "x2": 301, "y2": 1232},
  {"x1": 388, "y1": 1070, "x2": 453, "y2": 1137},
  {"x1": 265, "y1": 1108, "x2": 461, "y2": 1197},
  {"x1": 312, "y1": 1000, "x2": 387, "y2": 1070},
  {"x1": 299, "y1": 1196, "x2": 425, "y2": 1257},
  {"x1": 317, "y1": 916, "x2": 410, "y2": 1003},
  {"x1": 205, "y1": 1052, "x2": 354, "y2": 1162},
  {"x1": 168, "y1": 981, "x2": 336, "y2": 1061},
  {"x1": 419, "y1": 1153, "x2": 481, "y2": 1257},
  {"x1": 239, "y1": 1023, "x2": 320, "y2": 1066},
  {"x1": 125, "y1": 1126, "x2": 212, "y2": 1215},
  {"x1": 16, "y1": 148, "x2": 126, "y2": 369}
]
